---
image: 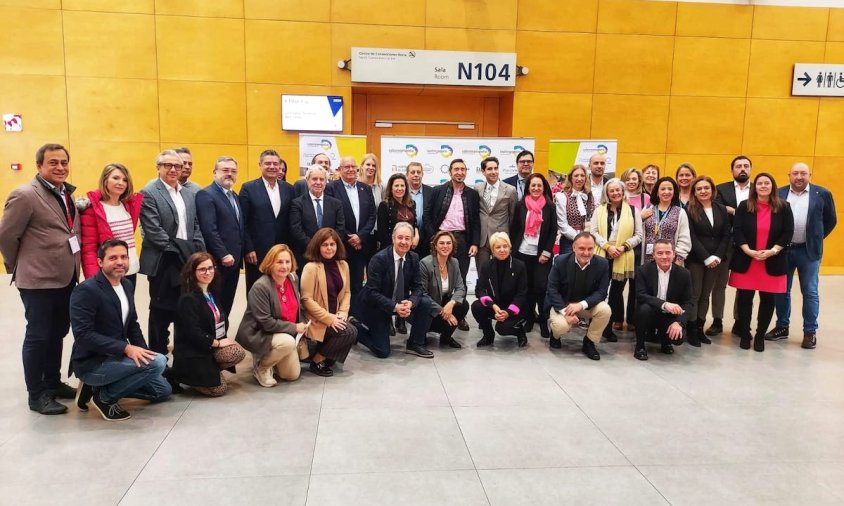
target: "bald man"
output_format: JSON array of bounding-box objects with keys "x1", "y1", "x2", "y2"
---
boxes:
[{"x1": 587, "y1": 153, "x2": 609, "y2": 205}]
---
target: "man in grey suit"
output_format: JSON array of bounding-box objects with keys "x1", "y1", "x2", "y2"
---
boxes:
[
  {"x1": 139, "y1": 150, "x2": 205, "y2": 356},
  {"x1": 474, "y1": 156, "x2": 517, "y2": 280}
]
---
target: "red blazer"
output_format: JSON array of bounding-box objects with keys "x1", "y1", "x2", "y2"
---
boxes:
[{"x1": 79, "y1": 189, "x2": 143, "y2": 278}]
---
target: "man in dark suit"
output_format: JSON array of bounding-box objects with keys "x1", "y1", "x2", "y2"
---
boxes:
[
  {"x1": 289, "y1": 165, "x2": 346, "y2": 270},
  {"x1": 0, "y1": 143, "x2": 81, "y2": 414},
  {"x1": 546, "y1": 232, "x2": 611, "y2": 361},
  {"x1": 634, "y1": 240, "x2": 693, "y2": 361},
  {"x1": 503, "y1": 149, "x2": 534, "y2": 200},
  {"x1": 767, "y1": 162, "x2": 837, "y2": 349},
  {"x1": 406, "y1": 162, "x2": 433, "y2": 258},
  {"x1": 70, "y1": 240, "x2": 171, "y2": 421},
  {"x1": 196, "y1": 156, "x2": 244, "y2": 316},
  {"x1": 708, "y1": 155, "x2": 753, "y2": 337},
  {"x1": 354, "y1": 222, "x2": 433, "y2": 359},
  {"x1": 239, "y1": 150, "x2": 295, "y2": 294},
  {"x1": 294, "y1": 152, "x2": 333, "y2": 197},
  {"x1": 139, "y1": 150, "x2": 205, "y2": 356},
  {"x1": 325, "y1": 155, "x2": 376, "y2": 300}
]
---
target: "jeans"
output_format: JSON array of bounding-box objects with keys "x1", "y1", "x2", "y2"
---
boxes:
[
  {"x1": 774, "y1": 245, "x2": 820, "y2": 333},
  {"x1": 80, "y1": 354, "x2": 172, "y2": 404}
]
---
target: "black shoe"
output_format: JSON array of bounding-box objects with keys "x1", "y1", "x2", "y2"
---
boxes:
[
  {"x1": 731, "y1": 324, "x2": 740, "y2": 337},
  {"x1": 603, "y1": 329, "x2": 618, "y2": 343},
  {"x1": 457, "y1": 319, "x2": 470, "y2": 332},
  {"x1": 550, "y1": 337, "x2": 562, "y2": 349},
  {"x1": 634, "y1": 347, "x2": 648, "y2": 361},
  {"x1": 517, "y1": 332, "x2": 528, "y2": 348},
  {"x1": 49, "y1": 382, "x2": 77, "y2": 400},
  {"x1": 477, "y1": 332, "x2": 495, "y2": 347},
  {"x1": 765, "y1": 326, "x2": 789, "y2": 341},
  {"x1": 753, "y1": 335, "x2": 765, "y2": 352},
  {"x1": 705, "y1": 319, "x2": 723, "y2": 337},
  {"x1": 395, "y1": 318, "x2": 407, "y2": 334},
  {"x1": 739, "y1": 336, "x2": 751, "y2": 350},
  {"x1": 309, "y1": 361, "x2": 334, "y2": 377},
  {"x1": 686, "y1": 329, "x2": 701, "y2": 347},
  {"x1": 539, "y1": 322, "x2": 550, "y2": 338},
  {"x1": 90, "y1": 389, "x2": 131, "y2": 421},
  {"x1": 405, "y1": 343, "x2": 433, "y2": 358},
  {"x1": 28, "y1": 393, "x2": 68, "y2": 415},
  {"x1": 163, "y1": 366, "x2": 184, "y2": 394},
  {"x1": 660, "y1": 343, "x2": 674, "y2": 354},
  {"x1": 76, "y1": 383, "x2": 93, "y2": 412},
  {"x1": 440, "y1": 336, "x2": 462, "y2": 349},
  {"x1": 582, "y1": 338, "x2": 600, "y2": 360},
  {"x1": 699, "y1": 334, "x2": 712, "y2": 345}
]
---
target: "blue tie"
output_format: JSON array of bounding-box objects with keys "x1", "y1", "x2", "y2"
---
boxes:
[{"x1": 315, "y1": 198, "x2": 323, "y2": 227}]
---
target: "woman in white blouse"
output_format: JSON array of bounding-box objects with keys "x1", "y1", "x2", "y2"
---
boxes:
[{"x1": 554, "y1": 164, "x2": 594, "y2": 255}]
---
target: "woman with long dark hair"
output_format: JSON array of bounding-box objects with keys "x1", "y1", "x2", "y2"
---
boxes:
[{"x1": 376, "y1": 173, "x2": 418, "y2": 249}]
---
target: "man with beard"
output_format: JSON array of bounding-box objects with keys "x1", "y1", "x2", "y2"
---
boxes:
[{"x1": 587, "y1": 153, "x2": 609, "y2": 205}]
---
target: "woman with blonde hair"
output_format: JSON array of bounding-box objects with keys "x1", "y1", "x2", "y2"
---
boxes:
[{"x1": 555, "y1": 164, "x2": 594, "y2": 255}]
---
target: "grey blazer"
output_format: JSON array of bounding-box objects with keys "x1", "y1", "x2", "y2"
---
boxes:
[
  {"x1": 419, "y1": 255, "x2": 466, "y2": 317},
  {"x1": 138, "y1": 179, "x2": 204, "y2": 276},
  {"x1": 474, "y1": 181, "x2": 517, "y2": 248},
  {"x1": 236, "y1": 273, "x2": 307, "y2": 357}
]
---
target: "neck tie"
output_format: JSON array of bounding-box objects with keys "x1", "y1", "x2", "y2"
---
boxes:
[
  {"x1": 315, "y1": 198, "x2": 323, "y2": 227},
  {"x1": 484, "y1": 184, "x2": 494, "y2": 208},
  {"x1": 226, "y1": 190, "x2": 239, "y2": 222},
  {"x1": 393, "y1": 257, "x2": 405, "y2": 302},
  {"x1": 518, "y1": 179, "x2": 524, "y2": 200}
]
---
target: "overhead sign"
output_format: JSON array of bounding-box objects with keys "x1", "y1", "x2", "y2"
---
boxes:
[
  {"x1": 351, "y1": 48, "x2": 517, "y2": 87},
  {"x1": 792, "y1": 64, "x2": 844, "y2": 97},
  {"x1": 282, "y1": 95, "x2": 343, "y2": 132}
]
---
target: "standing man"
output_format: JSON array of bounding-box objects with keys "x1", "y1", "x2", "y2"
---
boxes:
[
  {"x1": 294, "y1": 152, "x2": 333, "y2": 197},
  {"x1": 139, "y1": 150, "x2": 205, "y2": 356},
  {"x1": 239, "y1": 150, "x2": 295, "y2": 294},
  {"x1": 587, "y1": 153, "x2": 609, "y2": 205},
  {"x1": 474, "y1": 156, "x2": 517, "y2": 278},
  {"x1": 0, "y1": 144, "x2": 81, "y2": 414},
  {"x1": 504, "y1": 150, "x2": 534, "y2": 200},
  {"x1": 289, "y1": 165, "x2": 346, "y2": 269},
  {"x1": 406, "y1": 162, "x2": 433, "y2": 258},
  {"x1": 766, "y1": 162, "x2": 836, "y2": 349},
  {"x1": 173, "y1": 146, "x2": 200, "y2": 194},
  {"x1": 325, "y1": 155, "x2": 376, "y2": 299},
  {"x1": 425, "y1": 158, "x2": 481, "y2": 331},
  {"x1": 708, "y1": 155, "x2": 753, "y2": 337},
  {"x1": 196, "y1": 156, "x2": 244, "y2": 316},
  {"x1": 70, "y1": 240, "x2": 171, "y2": 421}
]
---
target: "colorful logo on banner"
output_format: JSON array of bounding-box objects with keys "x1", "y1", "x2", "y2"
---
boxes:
[
  {"x1": 405, "y1": 144, "x2": 419, "y2": 157},
  {"x1": 478, "y1": 145, "x2": 492, "y2": 158},
  {"x1": 439, "y1": 145, "x2": 453, "y2": 158},
  {"x1": 596, "y1": 144, "x2": 608, "y2": 154},
  {"x1": 320, "y1": 139, "x2": 333, "y2": 150}
]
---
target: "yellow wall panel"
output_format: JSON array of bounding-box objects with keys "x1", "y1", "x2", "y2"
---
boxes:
[
  {"x1": 0, "y1": 0, "x2": 58, "y2": 7},
  {"x1": 517, "y1": 0, "x2": 597, "y2": 33},
  {"x1": 245, "y1": 20, "x2": 331, "y2": 85},
  {"x1": 675, "y1": 3, "x2": 752, "y2": 38},
  {"x1": 829, "y1": 9, "x2": 844, "y2": 42},
  {"x1": 64, "y1": 11, "x2": 156, "y2": 79},
  {"x1": 591, "y1": 94, "x2": 669, "y2": 154},
  {"x1": 616, "y1": 153, "x2": 666, "y2": 174},
  {"x1": 825, "y1": 42, "x2": 844, "y2": 62},
  {"x1": 426, "y1": 0, "x2": 517, "y2": 30},
  {"x1": 597, "y1": 0, "x2": 676, "y2": 36},
  {"x1": 156, "y1": 16, "x2": 245, "y2": 82},
  {"x1": 333, "y1": 0, "x2": 424, "y2": 26},
  {"x1": 671, "y1": 37, "x2": 750, "y2": 97},
  {"x1": 159, "y1": 81, "x2": 247, "y2": 145},
  {"x1": 331, "y1": 24, "x2": 426, "y2": 86},
  {"x1": 154, "y1": 0, "x2": 242, "y2": 18},
  {"x1": 594, "y1": 34, "x2": 674, "y2": 95},
  {"x1": 664, "y1": 154, "x2": 737, "y2": 182},
  {"x1": 66, "y1": 77, "x2": 159, "y2": 143},
  {"x1": 512, "y1": 92, "x2": 592, "y2": 150},
  {"x1": 812, "y1": 157, "x2": 844, "y2": 199},
  {"x1": 515, "y1": 31, "x2": 595, "y2": 93},
  {"x1": 244, "y1": 0, "x2": 329, "y2": 21},
  {"x1": 0, "y1": 7, "x2": 64, "y2": 75},
  {"x1": 425, "y1": 28, "x2": 516, "y2": 52},
  {"x1": 743, "y1": 98, "x2": 819, "y2": 156},
  {"x1": 747, "y1": 39, "x2": 825, "y2": 98},
  {"x1": 815, "y1": 100, "x2": 844, "y2": 157},
  {"x1": 66, "y1": 141, "x2": 161, "y2": 194},
  {"x1": 0, "y1": 75, "x2": 67, "y2": 138},
  {"x1": 62, "y1": 0, "x2": 153, "y2": 13},
  {"x1": 667, "y1": 97, "x2": 745, "y2": 155},
  {"x1": 752, "y1": 5, "x2": 829, "y2": 42}
]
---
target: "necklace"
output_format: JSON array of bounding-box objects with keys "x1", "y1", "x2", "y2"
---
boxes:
[{"x1": 277, "y1": 282, "x2": 288, "y2": 303}]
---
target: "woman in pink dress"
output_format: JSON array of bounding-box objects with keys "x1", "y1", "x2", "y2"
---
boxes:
[{"x1": 729, "y1": 173, "x2": 793, "y2": 352}]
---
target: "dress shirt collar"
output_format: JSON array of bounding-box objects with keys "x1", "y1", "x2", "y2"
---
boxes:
[
  {"x1": 309, "y1": 191, "x2": 322, "y2": 201},
  {"x1": 392, "y1": 249, "x2": 406, "y2": 263},
  {"x1": 575, "y1": 256, "x2": 591, "y2": 270},
  {"x1": 789, "y1": 184, "x2": 810, "y2": 196},
  {"x1": 160, "y1": 178, "x2": 182, "y2": 192}
]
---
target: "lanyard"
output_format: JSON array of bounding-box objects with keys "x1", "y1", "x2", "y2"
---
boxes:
[{"x1": 204, "y1": 293, "x2": 221, "y2": 323}]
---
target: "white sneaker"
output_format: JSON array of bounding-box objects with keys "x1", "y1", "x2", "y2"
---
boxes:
[{"x1": 253, "y1": 366, "x2": 277, "y2": 387}]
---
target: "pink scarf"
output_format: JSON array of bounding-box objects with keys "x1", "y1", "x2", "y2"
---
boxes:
[{"x1": 524, "y1": 195, "x2": 546, "y2": 237}]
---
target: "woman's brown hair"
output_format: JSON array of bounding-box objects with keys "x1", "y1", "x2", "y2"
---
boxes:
[
  {"x1": 304, "y1": 227, "x2": 347, "y2": 262},
  {"x1": 686, "y1": 175, "x2": 718, "y2": 221},
  {"x1": 382, "y1": 173, "x2": 414, "y2": 208},
  {"x1": 429, "y1": 230, "x2": 456, "y2": 260},
  {"x1": 746, "y1": 172, "x2": 784, "y2": 214},
  {"x1": 181, "y1": 252, "x2": 219, "y2": 295},
  {"x1": 98, "y1": 163, "x2": 134, "y2": 202}
]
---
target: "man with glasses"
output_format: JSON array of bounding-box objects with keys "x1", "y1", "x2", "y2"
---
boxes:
[
  {"x1": 139, "y1": 150, "x2": 205, "y2": 357},
  {"x1": 173, "y1": 147, "x2": 200, "y2": 194},
  {"x1": 504, "y1": 150, "x2": 535, "y2": 200}
]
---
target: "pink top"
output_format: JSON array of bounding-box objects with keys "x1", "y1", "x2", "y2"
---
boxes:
[
  {"x1": 728, "y1": 202, "x2": 787, "y2": 293},
  {"x1": 626, "y1": 192, "x2": 651, "y2": 211},
  {"x1": 439, "y1": 186, "x2": 465, "y2": 232},
  {"x1": 276, "y1": 278, "x2": 300, "y2": 323}
]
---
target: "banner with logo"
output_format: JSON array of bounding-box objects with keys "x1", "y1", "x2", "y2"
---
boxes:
[
  {"x1": 379, "y1": 136, "x2": 535, "y2": 187},
  {"x1": 548, "y1": 139, "x2": 618, "y2": 177},
  {"x1": 298, "y1": 134, "x2": 367, "y2": 176}
]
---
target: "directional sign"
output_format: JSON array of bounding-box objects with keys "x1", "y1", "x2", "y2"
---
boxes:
[{"x1": 792, "y1": 63, "x2": 844, "y2": 97}]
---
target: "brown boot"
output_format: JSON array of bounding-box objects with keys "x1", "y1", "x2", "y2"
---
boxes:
[{"x1": 801, "y1": 332, "x2": 817, "y2": 349}]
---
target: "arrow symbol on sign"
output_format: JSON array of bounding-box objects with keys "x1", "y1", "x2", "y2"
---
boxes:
[{"x1": 797, "y1": 72, "x2": 812, "y2": 87}]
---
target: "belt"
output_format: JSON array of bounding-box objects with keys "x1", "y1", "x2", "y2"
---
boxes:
[{"x1": 788, "y1": 242, "x2": 806, "y2": 248}]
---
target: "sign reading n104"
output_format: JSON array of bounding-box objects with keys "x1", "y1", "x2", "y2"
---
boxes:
[
  {"x1": 352, "y1": 48, "x2": 517, "y2": 87},
  {"x1": 792, "y1": 63, "x2": 844, "y2": 97}
]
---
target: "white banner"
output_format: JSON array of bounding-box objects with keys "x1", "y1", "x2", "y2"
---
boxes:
[
  {"x1": 792, "y1": 64, "x2": 844, "y2": 97},
  {"x1": 352, "y1": 47, "x2": 517, "y2": 87},
  {"x1": 298, "y1": 134, "x2": 367, "y2": 176}
]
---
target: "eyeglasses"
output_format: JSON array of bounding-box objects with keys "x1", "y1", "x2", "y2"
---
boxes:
[
  {"x1": 196, "y1": 265, "x2": 216, "y2": 274},
  {"x1": 217, "y1": 168, "x2": 238, "y2": 174},
  {"x1": 158, "y1": 163, "x2": 184, "y2": 171},
  {"x1": 45, "y1": 160, "x2": 70, "y2": 168},
  {"x1": 518, "y1": 160, "x2": 534, "y2": 165}
]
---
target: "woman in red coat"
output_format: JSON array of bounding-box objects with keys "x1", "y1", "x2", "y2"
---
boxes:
[{"x1": 79, "y1": 163, "x2": 143, "y2": 283}]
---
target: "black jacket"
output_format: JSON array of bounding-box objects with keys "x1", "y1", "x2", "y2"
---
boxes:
[
  {"x1": 510, "y1": 199, "x2": 557, "y2": 258},
  {"x1": 238, "y1": 177, "x2": 295, "y2": 263},
  {"x1": 325, "y1": 179, "x2": 377, "y2": 240},
  {"x1": 545, "y1": 253, "x2": 610, "y2": 311},
  {"x1": 357, "y1": 247, "x2": 424, "y2": 321},
  {"x1": 731, "y1": 200, "x2": 793, "y2": 276},
  {"x1": 687, "y1": 202, "x2": 730, "y2": 264},
  {"x1": 376, "y1": 200, "x2": 417, "y2": 248},
  {"x1": 289, "y1": 192, "x2": 347, "y2": 261},
  {"x1": 424, "y1": 183, "x2": 481, "y2": 247},
  {"x1": 173, "y1": 291, "x2": 232, "y2": 387},
  {"x1": 635, "y1": 261, "x2": 693, "y2": 327},
  {"x1": 476, "y1": 256, "x2": 528, "y2": 317}
]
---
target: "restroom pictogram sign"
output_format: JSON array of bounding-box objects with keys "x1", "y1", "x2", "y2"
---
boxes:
[{"x1": 792, "y1": 64, "x2": 844, "y2": 97}]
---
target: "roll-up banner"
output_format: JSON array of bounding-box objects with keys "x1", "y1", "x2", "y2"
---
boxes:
[
  {"x1": 298, "y1": 134, "x2": 368, "y2": 176},
  {"x1": 548, "y1": 139, "x2": 618, "y2": 178}
]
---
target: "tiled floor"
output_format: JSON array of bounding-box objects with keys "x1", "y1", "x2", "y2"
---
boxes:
[{"x1": 1, "y1": 273, "x2": 843, "y2": 505}]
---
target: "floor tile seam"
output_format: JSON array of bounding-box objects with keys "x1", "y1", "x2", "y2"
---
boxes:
[
  {"x1": 131, "y1": 470, "x2": 312, "y2": 483},
  {"x1": 304, "y1": 378, "x2": 327, "y2": 505}
]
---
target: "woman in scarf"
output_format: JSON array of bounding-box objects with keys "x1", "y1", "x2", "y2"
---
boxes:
[{"x1": 555, "y1": 164, "x2": 593, "y2": 255}]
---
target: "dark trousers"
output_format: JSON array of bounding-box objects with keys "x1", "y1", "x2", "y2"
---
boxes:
[
  {"x1": 635, "y1": 305, "x2": 686, "y2": 349},
  {"x1": 470, "y1": 300, "x2": 524, "y2": 337},
  {"x1": 356, "y1": 296, "x2": 433, "y2": 358},
  {"x1": 735, "y1": 289, "x2": 775, "y2": 338},
  {"x1": 514, "y1": 251, "x2": 552, "y2": 326},
  {"x1": 18, "y1": 281, "x2": 75, "y2": 397},
  {"x1": 451, "y1": 231, "x2": 470, "y2": 286},
  {"x1": 607, "y1": 259, "x2": 629, "y2": 324},
  {"x1": 245, "y1": 263, "x2": 261, "y2": 296},
  {"x1": 430, "y1": 296, "x2": 470, "y2": 341},
  {"x1": 624, "y1": 249, "x2": 643, "y2": 325},
  {"x1": 346, "y1": 245, "x2": 367, "y2": 301},
  {"x1": 315, "y1": 324, "x2": 358, "y2": 363},
  {"x1": 218, "y1": 264, "x2": 240, "y2": 317},
  {"x1": 148, "y1": 308, "x2": 176, "y2": 356}
]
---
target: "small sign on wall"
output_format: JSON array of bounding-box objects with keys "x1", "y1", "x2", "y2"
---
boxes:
[
  {"x1": 792, "y1": 64, "x2": 844, "y2": 97},
  {"x1": 3, "y1": 114, "x2": 22, "y2": 132}
]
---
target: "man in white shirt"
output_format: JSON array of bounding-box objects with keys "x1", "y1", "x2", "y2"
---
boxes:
[
  {"x1": 588, "y1": 153, "x2": 609, "y2": 205},
  {"x1": 474, "y1": 156, "x2": 517, "y2": 280}
]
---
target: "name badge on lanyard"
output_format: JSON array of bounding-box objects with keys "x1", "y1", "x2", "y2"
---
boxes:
[{"x1": 215, "y1": 320, "x2": 226, "y2": 339}]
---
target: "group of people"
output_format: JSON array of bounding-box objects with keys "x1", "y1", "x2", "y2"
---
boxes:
[{"x1": 0, "y1": 143, "x2": 835, "y2": 420}]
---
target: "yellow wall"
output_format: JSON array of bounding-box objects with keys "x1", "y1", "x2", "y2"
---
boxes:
[{"x1": 1, "y1": 0, "x2": 843, "y2": 268}]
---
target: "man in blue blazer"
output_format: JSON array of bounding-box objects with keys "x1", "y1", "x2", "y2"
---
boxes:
[
  {"x1": 354, "y1": 222, "x2": 433, "y2": 359},
  {"x1": 196, "y1": 156, "x2": 245, "y2": 316},
  {"x1": 238, "y1": 150, "x2": 295, "y2": 294},
  {"x1": 325, "y1": 155, "x2": 376, "y2": 301},
  {"x1": 767, "y1": 163, "x2": 837, "y2": 349},
  {"x1": 289, "y1": 165, "x2": 346, "y2": 271},
  {"x1": 503, "y1": 149, "x2": 534, "y2": 200},
  {"x1": 70, "y1": 240, "x2": 171, "y2": 421}
]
